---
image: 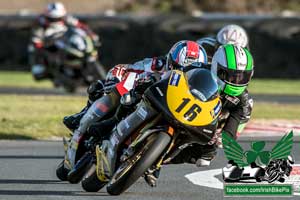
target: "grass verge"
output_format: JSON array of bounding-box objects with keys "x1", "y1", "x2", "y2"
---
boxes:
[
  {"x1": 0, "y1": 94, "x2": 85, "y2": 139},
  {"x1": 1, "y1": 71, "x2": 300, "y2": 96},
  {"x1": 0, "y1": 94, "x2": 299, "y2": 140},
  {"x1": 0, "y1": 71, "x2": 52, "y2": 88},
  {"x1": 248, "y1": 79, "x2": 300, "y2": 96},
  {"x1": 252, "y1": 102, "x2": 300, "y2": 120}
]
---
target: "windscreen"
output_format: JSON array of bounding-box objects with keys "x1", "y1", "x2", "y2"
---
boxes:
[{"x1": 187, "y1": 68, "x2": 218, "y2": 102}]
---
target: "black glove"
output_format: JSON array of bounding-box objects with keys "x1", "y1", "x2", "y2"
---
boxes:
[
  {"x1": 87, "y1": 80, "x2": 104, "y2": 102},
  {"x1": 153, "y1": 56, "x2": 166, "y2": 71},
  {"x1": 135, "y1": 74, "x2": 157, "y2": 94}
]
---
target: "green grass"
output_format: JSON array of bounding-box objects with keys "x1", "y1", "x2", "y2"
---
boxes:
[
  {"x1": 0, "y1": 94, "x2": 85, "y2": 139},
  {"x1": 0, "y1": 71, "x2": 52, "y2": 88},
  {"x1": 252, "y1": 103, "x2": 300, "y2": 120},
  {"x1": 248, "y1": 79, "x2": 300, "y2": 96},
  {"x1": 0, "y1": 94, "x2": 299, "y2": 140},
  {"x1": 1, "y1": 71, "x2": 300, "y2": 96}
]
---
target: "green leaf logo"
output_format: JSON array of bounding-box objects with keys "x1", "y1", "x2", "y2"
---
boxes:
[
  {"x1": 251, "y1": 141, "x2": 265, "y2": 152},
  {"x1": 222, "y1": 131, "x2": 293, "y2": 168}
]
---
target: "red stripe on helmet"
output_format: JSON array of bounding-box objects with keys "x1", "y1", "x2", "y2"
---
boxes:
[{"x1": 186, "y1": 41, "x2": 199, "y2": 59}]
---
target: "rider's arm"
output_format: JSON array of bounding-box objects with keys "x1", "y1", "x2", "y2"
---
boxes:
[
  {"x1": 126, "y1": 57, "x2": 166, "y2": 74},
  {"x1": 65, "y1": 15, "x2": 100, "y2": 46},
  {"x1": 196, "y1": 37, "x2": 218, "y2": 64},
  {"x1": 29, "y1": 17, "x2": 46, "y2": 66},
  {"x1": 222, "y1": 90, "x2": 253, "y2": 139}
]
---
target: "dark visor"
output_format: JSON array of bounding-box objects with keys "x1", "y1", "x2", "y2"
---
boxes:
[
  {"x1": 217, "y1": 65, "x2": 253, "y2": 86},
  {"x1": 46, "y1": 16, "x2": 63, "y2": 23}
]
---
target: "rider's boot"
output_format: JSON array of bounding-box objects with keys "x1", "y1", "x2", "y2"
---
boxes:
[
  {"x1": 63, "y1": 80, "x2": 105, "y2": 131},
  {"x1": 194, "y1": 144, "x2": 217, "y2": 167},
  {"x1": 63, "y1": 105, "x2": 90, "y2": 131},
  {"x1": 144, "y1": 167, "x2": 160, "y2": 187}
]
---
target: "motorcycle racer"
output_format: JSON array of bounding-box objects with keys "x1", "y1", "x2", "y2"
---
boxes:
[
  {"x1": 63, "y1": 40, "x2": 208, "y2": 130},
  {"x1": 63, "y1": 41, "x2": 208, "y2": 170},
  {"x1": 29, "y1": 2, "x2": 100, "y2": 80},
  {"x1": 144, "y1": 44, "x2": 255, "y2": 187},
  {"x1": 196, "y1": 24, "x2": 249, "y2": 63}
]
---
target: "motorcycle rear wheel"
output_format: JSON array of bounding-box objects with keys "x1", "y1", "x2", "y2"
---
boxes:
[{"x1": 106, "y1": 132, "x2": 171, "y2": 195}]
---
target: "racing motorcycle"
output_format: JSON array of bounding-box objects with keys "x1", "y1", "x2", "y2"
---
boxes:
[
  {"x1": 56, "y1": 71, "x2": 148, "y2": 184},
  {"x1": 81, "y1": 66, "x2": 222, "y2": 195},
  {"x1": 30, "y1": 24, "x2": 106, "y2": 92}
]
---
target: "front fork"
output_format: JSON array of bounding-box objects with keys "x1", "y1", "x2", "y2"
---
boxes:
[
  {"x1": 64, "y1": 131, "x2": 83, "y2": 170},
  {"x1": 95, "y1": 100, "x2": 159, "y2": 181},
  {"x1": 125, "y1": 125, "x2": 176, "y2": 171}
]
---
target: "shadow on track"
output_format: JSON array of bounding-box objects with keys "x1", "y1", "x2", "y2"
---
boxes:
[
  {"x1": 0, "y1": 179, "x2": 65, "y2": 184},
  {"x1": 0, "y1": 133, "x2": 34, "y2": 140},
  {"x1": 0, "y1": 190, "x2": 108, "y2": 196},
  {"x1": 0, "y1": 155, "x2": 63, "y2": 159}
]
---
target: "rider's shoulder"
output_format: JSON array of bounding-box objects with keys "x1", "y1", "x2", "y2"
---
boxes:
[
  {"x1": 196, "y1": 36, "x2": 217, "y2": 46},
  {"x1": 64, "y1": 15, "x2": 79, "y2": 26}
]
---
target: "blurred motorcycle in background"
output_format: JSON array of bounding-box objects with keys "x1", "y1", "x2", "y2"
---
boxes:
[{"x1": 28, "y1": 23, "x2": 106, "y2": 92}]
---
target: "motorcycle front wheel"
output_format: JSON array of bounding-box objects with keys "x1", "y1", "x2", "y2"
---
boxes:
[
  {"x1": 81, "y1": 164, "x2": 107, "y2": 192},
  {"x1": 56, "y1": 160, "x2": 70, "y2": 181},
  {"x1": 106, "y1": 132, "x2": 171, "y2": 195},
  {"x1": 67, "y1": 152, "x2": 93, "y2": 184}
]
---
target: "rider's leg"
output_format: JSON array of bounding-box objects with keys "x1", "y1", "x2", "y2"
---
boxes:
[
  {"x1": 65, "y1": 89, "x2": 120, "y2": 168},
  {"x1": 63, "y1": 80, "x2": 105, "y2": 131}
]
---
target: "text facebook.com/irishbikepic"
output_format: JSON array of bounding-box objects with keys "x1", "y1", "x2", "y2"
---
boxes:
[{"x1": 0, "y1": 1, "x2": 300, "y2": 200}]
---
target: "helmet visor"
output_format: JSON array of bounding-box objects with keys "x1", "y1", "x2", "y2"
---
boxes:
[
  {"x1": 46, "y1": 16, "x2": 63, "y2": 23},
  {"x1": 217, "y1": 65, "x2": 253, "y2": 86}
]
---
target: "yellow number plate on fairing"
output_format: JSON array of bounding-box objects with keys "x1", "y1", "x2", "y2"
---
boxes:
[{"x1": 166, "y1": 70, "x2": 221, "y2": 126}]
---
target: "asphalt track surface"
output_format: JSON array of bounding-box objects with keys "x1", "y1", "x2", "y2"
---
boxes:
[
  {"x1": 0, "y1": 139, "x2": 299, "y2": 200},
  {"x1": 0, "y1": 86, "x2": 300, "y2": 104}
]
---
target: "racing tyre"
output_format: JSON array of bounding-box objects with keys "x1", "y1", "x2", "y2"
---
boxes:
[
  {"x1": 106, "y1": 132, "x2": 171, "y2": 195},
  {"x1": 56, "y1": 160, "x2": 69, "y2": 181},
  {"x1": 67, "y1": 152, "x2": 93, "y2": 184},
  {"x1": 81, "y1": 164, "x2": 107, "y2": 192}
]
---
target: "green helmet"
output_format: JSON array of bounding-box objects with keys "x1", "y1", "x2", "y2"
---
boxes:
[{"x1": 211, "y1": 44, "x2": 254, "y2": 96}]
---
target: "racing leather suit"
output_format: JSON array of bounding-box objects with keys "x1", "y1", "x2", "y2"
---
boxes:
[
  {"x1": 76, "y1": 56, "x2": 166, "y2": 134},
  {"x1": 65, "y1": 57, "x2": 166, "y2": 168},
  {"x1": 63, "y1": 56, "x2": 166, "y2": 131}
]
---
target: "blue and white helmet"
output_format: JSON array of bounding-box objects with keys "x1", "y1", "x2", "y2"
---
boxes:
[{"x1": 166, "y1": 40, "x2": 208, "y2": 69}]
